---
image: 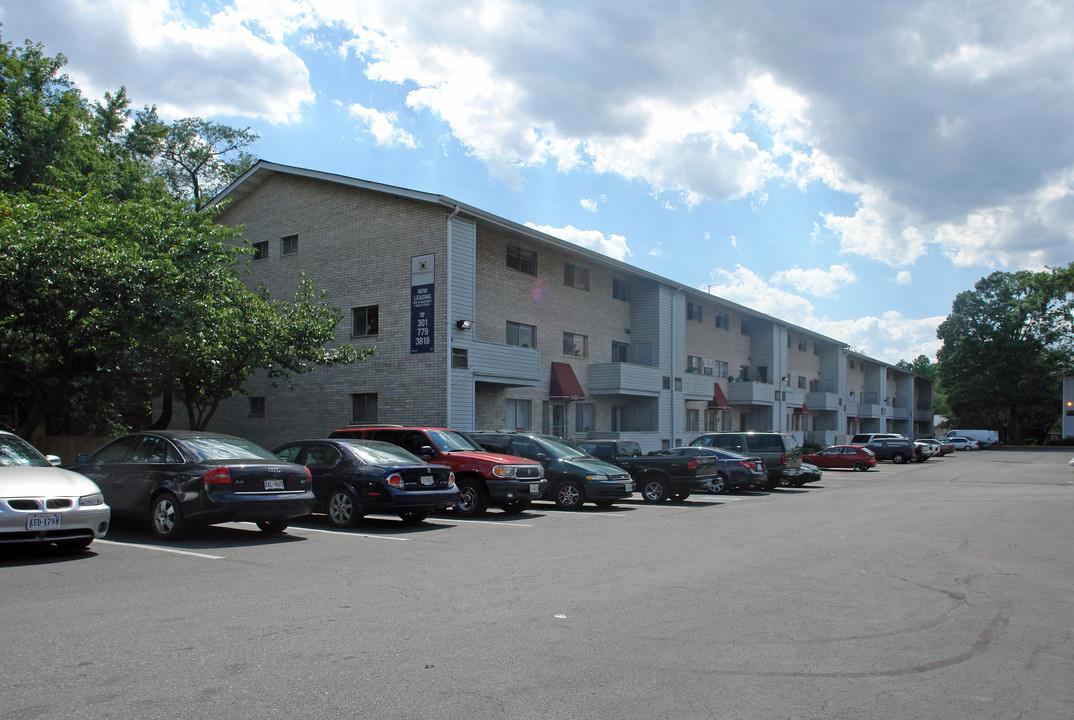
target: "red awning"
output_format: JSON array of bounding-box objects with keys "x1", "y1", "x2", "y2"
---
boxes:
[
  {"x1": 550, "y1": 362, "x2": 586, "y2": 401},
  {"x1": 795, "y1": 402, "x2": 810, "y2": 414},
  {"x1": 708, "y1": 382, "x2": 731, "y2": 409}
]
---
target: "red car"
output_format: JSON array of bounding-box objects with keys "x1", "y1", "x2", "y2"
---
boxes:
[{"x1": 802, "y1": 445, "x2": 877, "y2": 471}]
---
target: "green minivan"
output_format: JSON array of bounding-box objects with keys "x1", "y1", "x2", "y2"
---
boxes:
[{"x1": 468, "y1": 432, "x2": 634, "y2": 509}]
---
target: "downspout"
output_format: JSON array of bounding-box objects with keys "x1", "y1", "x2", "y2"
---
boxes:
[{"x1": 446, "y1": 205, "x2": 460, "y2": 427}]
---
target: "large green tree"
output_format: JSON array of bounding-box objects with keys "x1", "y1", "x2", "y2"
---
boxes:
[
  {"x1": 0, "y1": 32, "x2": 360, "y2": 436},
  {"x1": 936, "y1": 267, "x2": 1073, "y2": 444}
]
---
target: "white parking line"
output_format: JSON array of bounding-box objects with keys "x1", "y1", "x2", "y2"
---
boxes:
[
  {"x1": 437, "y1": 518, "x2": 535, "y2": 527},
  {"x1": 297, "y1": 526, "x2": 410, "y2": 541},
  {"x1": 95, "y1": 539, "x2": 225, "y2": 559}
]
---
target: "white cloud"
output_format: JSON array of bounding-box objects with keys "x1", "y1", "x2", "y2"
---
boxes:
[
  {"x1": 771, "y1": 264, "x2": 857, "y2": 298},
  {"x1": 895, "y1": 270, "x2": 912, "y2": 285},
  {"x1": 706, "y1": 265, "x2": 943, "y2": 363},
  {"x1": 524, "y1": 223, "x2": 632, "y2": 261},
  {"x1": 348, "y1": 103, "x2": 417, "y2": 148}
]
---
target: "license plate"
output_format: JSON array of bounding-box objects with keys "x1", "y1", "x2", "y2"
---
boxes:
[
  {"x1": 420, "y1": 475, "x2": 434, "y2": 486},
  {"x1": 27, "y1": 514, "x2": 61, "y2": 530},
  {"x1": 625, "y1": 484, "x2": 634, "y2": 493},
  {"x1": 530, "y1": 483, "x2": 540, "y2": 494},
  {"x1": 264, "y1": 479, "x2": 285, "y2": 490}
]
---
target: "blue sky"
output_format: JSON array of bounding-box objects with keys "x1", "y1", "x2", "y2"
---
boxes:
[{"x1": 4, "y1": 0, "x2": 1073, "y2": 364}]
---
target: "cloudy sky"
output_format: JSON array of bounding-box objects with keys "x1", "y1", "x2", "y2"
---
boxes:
[{"x1": 4, "y1": 0, "x2": 1072, "y2": 364}]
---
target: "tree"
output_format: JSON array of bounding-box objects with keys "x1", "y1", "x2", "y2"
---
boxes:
[
  {"x1": 936, "y1": 269, "x2": 1071, "y2": 444},
  {"x1": 149, "y1": 116, "x2": 259, "y2": 208},
  {"x1": 0, "y1": 34, "x2": 359, "y2": 436}
]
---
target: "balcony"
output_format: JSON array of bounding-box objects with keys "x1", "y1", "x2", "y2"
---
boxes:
[
  {"x1": 588, "y1": 362, "x2": 663, "y2": 397},
  {"x1": 462, "y1": 340, "x2": 540, "y2": 387},
  {"x1": 806, "y1": 391, "x2": 840, "y2": 412},
  {"x1": 726, "y1": 380, "x2": 775, "y2": 406}
]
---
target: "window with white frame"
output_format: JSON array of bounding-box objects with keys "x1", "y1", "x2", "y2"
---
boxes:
[
  {"x1": 507, "y1": 321, "x2": 536, "y2": 348},
  {"x1": 564, "y1": 262, "x2": 590, "y2": 291},
  {"x1": 563, "y1": 332, "x2": 588, "y2": 358},
  {"x1": 575, "y1": 403, "x2": 594, "y2": 432},
  {"x1": 686, "y1": 355, "x2": 703, "y2": 374},
  {"x1": 351, "y1": 393, "x2": 377, "y2": 423},
  {"x1": 352, "y1": 305, "x2": 379, "y2": 337},
  {"x1": 506, "y1": 399, "x2": 530, "y2": 430}
]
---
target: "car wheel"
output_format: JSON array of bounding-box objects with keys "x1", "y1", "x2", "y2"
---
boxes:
[
  {"x1": 150, "y1": 492, "x2": 186, "y2": 540},
  {"x1": 256, "y1": 520, "x2": 288, "y2": 534},
  {"x1": 327, "y1": 488, "x2": 362, "y2": 528},
  {"x1": 641, "y1": 477, "x2": 670, "y2": 503},
  {"x1": 710, "y1": 474, "x2": 728, "y2": 494},
  {"x1": 554, "y1": 481, "x2": 585, "y2": 510},
  {"x1": 398, "y1": 510, "x2": 429, "y2": 524},
  {"x1": 892, "y1": 453, "x2": 907, "y2": 464},
  {"x1": 455, "y1": 479, "x2": 489, "y2": 517},
  {"x1": 498, "y1": 499, "x2": 531, "y2": 514},
  {"x1": 852, "y1": 460, "x2": 867, "y2": 471},
  {"x1": 779, "y1": 473, "x2": 793, "y2": 487}
]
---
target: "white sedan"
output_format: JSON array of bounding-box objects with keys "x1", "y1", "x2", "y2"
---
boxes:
[
  {"x1": 947, "y1": 436, "x2": 981, "y2": 451},
  {"x1": 0, "y1": 431, "x2": 111, "y2": 551}
]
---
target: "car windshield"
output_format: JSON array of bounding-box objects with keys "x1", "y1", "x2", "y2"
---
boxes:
[
  {"x1": 181, "y1": 436, "x2": 278, "y2": 462},
  {"x1": 535, "y1": 436, "x2": 589, "y2": 460},
  {"x1": 347, "y1": 441, "x2": 423, "y2": 465},
  {"x1": 0, "y1": 435, "x2": 51, "y2": 467},
  {"x1": 428, "y1": 430, "x2": 483, "y2": 452}
]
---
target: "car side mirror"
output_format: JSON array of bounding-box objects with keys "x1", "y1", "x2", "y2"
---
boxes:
[
  {"x1": 46, "y1": 455, "x2": 62, "y2": 466},
  {"x1": 418, "y1": 445, "x2": 436, "y2": 458},
  {"x1": 76, "y1": 454, "x2": 89, "y2": 464}
]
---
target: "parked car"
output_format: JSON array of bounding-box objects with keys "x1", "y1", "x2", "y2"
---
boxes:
[
  {"x1": 71, "y1": 431, "x2": 314, "y2": 539},
  {"x1": 940, "y1": 429, "x2": 998, "y2": 447},
  {"x1": 0, "y1": 431, "x2": 110, "y2": 550},
  {"x1": 688, "y1": 432, "x2": 802, "y2": 489},
  {"x1": 850, "y1": 433, "x2": 906, "y2": 445},
  {"x1": 797, "y1": 462, "x2": 823, "y2": 484},
  {"x1": 862, "y1": 437, "x2": 926, "y2": 463},
  {"x1": 916, "y1": 438, "x2": 954, "y2": 456},
  {"x1": 656, "y1": 446, "x2": 767, "y2": 492},
  {"x1": 802, "y1": 444, "x2": 877, "y2": 471},
  {"x1": 576, "y1": 439, "x2": 718, "y2": 501},
  {"x1": 947, "y1": 436, "x2": 981, "y2": 451},
  {"x1": 915, "y1": 440, "x2": 940, "y2": 458},
  {"x1": 328, "y1": 426, "x2": 545, "y2": 516},
  {"x1": 275, "y1": 439, "x2": 458, "y2": 526},
  {"x1": 468, "y1": 432, "x2": 633, "y2": 510}
]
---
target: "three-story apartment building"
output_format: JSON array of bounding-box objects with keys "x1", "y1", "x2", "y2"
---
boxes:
[{"x1": 207, "y1": 162, "x2": 934, "y2": 452}]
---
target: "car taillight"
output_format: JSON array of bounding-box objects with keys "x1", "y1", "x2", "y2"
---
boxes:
[
  {"x1": 780, "y1": 453, "x2": 787, "y2": 466},
  {"x1": 304, "y1": 467, "x2": 312, "y2": 485},
  {"x1": 204, "y1": 467, "x2": 232, "y2": 484},
  {"x1": 448, "y1": 472, "x2": 456, "y2": 488},
  {"x1": 687, "y1": 459, "x2": 698, "y2": 470},
  {"x1": 387, "y1": 473, "x2": 404, "y2": 488}
]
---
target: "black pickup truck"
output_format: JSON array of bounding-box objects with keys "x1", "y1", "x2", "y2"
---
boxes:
[{"x1": 575, "y1": 440, "x2": 718, "y2": 502}]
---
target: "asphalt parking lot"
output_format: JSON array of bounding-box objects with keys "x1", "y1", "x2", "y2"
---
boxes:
[{"x1": 3, "y1": 448, "x2": 1074, "y2": 720}]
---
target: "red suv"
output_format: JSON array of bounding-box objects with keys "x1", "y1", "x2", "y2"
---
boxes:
[{"x1": 328, "y1": 426, "x2": 546, "y2": 516}]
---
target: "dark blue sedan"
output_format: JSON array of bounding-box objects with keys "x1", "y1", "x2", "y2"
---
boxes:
[{"x1": 274, "y1": 439, "x2": 458, "y2": 526}]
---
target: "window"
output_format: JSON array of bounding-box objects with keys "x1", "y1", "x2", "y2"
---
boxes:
[
  {"x1": 686, "y1": 408, "x2": 700, "y2": 432},
  {"x1": 575, "y1": 403, "x2": 594, "y2": 432},
  {"x1": 564, "y1": 263, "x2": 590, "y2": 290},
  {"x1": 715, "y1": 311, "x2": 730, "y2": 330},
  {"x1": 252, "y1": 241, "x2": 268, "y2": 261},
  {"x1": 351, "y1": 393, "x2": 378, "y2": 423},
  {"x1": 687, "y1": 301, "x2": 703, "y2": 322},
  {"x1": 613, "y1": 278, "x2": 629, "y2": 301},
  {"x1": 741, "y1": 319, "x2": 751, "y2": 335},
  {"x1": 612, "y1": 341, "x2": 630, "y2": 363},
  {"x1": 563, "y1": 332, "x2": 588, "y2": 358},
  {"x1": 352, "y1": 305, "x2": 379, "y2": 337},
  {"x1": 249, "y1": 396, "x2": 265, "y2": 417},
  {"x1": 506, "y1": 399, "x2": 530, "y2": 430},
  {"x1": 507, "y1": 245, "x2": 536, "y2": 275},
  {"x1": 507, "y1": 321, "x2": 536, "y2": 348},
  {"x1": 798, "y1": 376, "x2": 807, "y2": 389},
  {"x1": 452, "y1": 347, "x2": 468, "y2": 369},
  {"x1": 686, "y1": 355, "x2": 703, "y2": 374},
  {"x1": 281, "y1": 234, "x2": 298, "y2": 256},
  {"x1": 850, "y1": 359, "x2": 856, "y2": 369},
  {"x1": 798, "y1": 337, "x2": 808, "y2": 352},
  {"x1": 714, "y1": 360, "x2": 729, "y2": 378}
]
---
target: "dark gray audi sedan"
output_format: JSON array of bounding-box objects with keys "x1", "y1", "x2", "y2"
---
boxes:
[{"x1": 72, "y1": 431, "x2": 314, "y2": 540}]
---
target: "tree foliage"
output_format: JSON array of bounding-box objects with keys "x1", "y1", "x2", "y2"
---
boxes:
[
  {"x1": 935, "y1": 266, "x2": 1073, "y2": 444},
  {"x1": 0, "y1": 32, "x2": 360, "y2": 436}
]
